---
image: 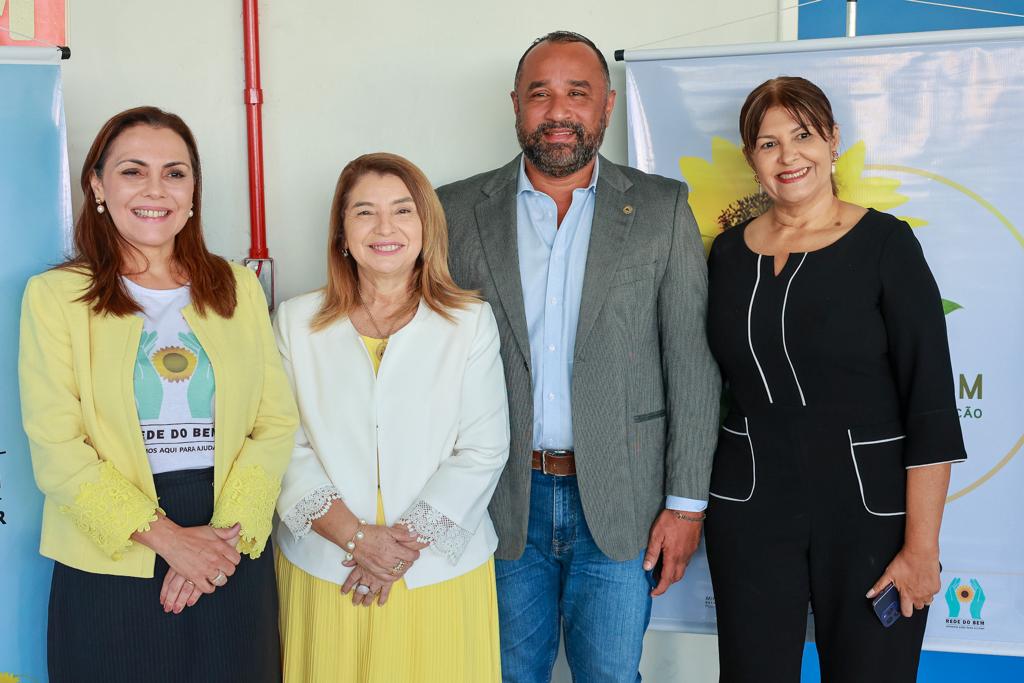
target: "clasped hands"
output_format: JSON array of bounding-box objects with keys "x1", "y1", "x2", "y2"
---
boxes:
[
  {"x1": 338, "y1": 522, "x2": 429, "y2": 607},
  {"x1": 133, "y1": 515, "x2": 244, "y2": 614}
]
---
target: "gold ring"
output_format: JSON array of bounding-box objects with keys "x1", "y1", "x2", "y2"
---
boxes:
[{"x1": 391, "y1": 560, "x2": 406, "y2": 575}]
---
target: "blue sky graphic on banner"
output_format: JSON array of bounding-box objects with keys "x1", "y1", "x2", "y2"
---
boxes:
[
  {"x1": 625, "y1": 29, "x2": 1024, "y2": 668},
  {"x1": 0, "y1": 50, "x2": 70, "y2": 682}
]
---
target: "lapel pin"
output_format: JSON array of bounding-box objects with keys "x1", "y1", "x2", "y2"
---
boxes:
[{"x1": 623, "y1": 205, "x2": 634, "y2": 215}]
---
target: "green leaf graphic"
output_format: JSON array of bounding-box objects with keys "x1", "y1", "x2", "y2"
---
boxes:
[{"x1": 942, "y1": 299, "x2": 963, "y2": 315}]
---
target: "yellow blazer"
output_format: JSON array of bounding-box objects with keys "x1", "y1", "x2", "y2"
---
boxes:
[{"x1": 18, "y1": 263, "x2": 298, "y2": 578}]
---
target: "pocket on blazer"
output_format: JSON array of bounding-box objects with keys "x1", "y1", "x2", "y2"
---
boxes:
[
  {"x1": 610, "y1": 263, "x2": 656, "y2": 319},
  {"x1": 612, "y1": 262, "x2": 657, "y2": 286},
  {"x1": 847, "y1": 421, "x2": 907, "y2": 517},
  {"x1": 633, "y1": 408, "x2": 666, "y2": 423},
  {"x1": 709, "y1": 414, "x2": 755, "y2": 502}
]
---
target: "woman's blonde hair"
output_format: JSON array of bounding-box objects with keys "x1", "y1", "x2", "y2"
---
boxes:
[{"x1": 312, "y1": 152, "x2": 477, "y2": 330}]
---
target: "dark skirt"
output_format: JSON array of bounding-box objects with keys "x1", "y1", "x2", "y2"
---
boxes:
[{"x1": 48, "y1": 467, "x2": 280, "y2": 683}]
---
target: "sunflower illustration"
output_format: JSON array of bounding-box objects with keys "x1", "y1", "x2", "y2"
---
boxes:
[
  {"x1": 957, "y1": 584, "x2": 975, "y2": 603},
  {"x1": 152, "y1": 345, "x2": 198, "y2": 382},
  {"x1": 0, "y1": 673, "x2": 22, "y2": 683},
  {"x1": 678, "y1": 138, "x2": 964, "y2": 314},
  {"x1": 679, "y1": 138, "x2": 927, "y2": 251},
  {"x1": 678, "y1": 137, "x2": 760, "y2": 251}
]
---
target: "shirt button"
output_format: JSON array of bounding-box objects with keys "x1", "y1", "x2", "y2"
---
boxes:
[
  {"x1": 548, "y1": 344, "x2": 556, "y2": 352},
  {"x1": 548, "y1": 393, "x2": 555, "y2": 401},
  {"x1": 549, "y1": 297, "x2": 558, "y2": 305}
]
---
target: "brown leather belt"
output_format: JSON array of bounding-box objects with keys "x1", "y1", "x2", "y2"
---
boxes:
[{"x1": 531, "y1": 450, "x2": 576, "y2": 476}]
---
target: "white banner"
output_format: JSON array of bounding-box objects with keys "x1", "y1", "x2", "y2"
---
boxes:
[{"x1": 625, "y1": 28, "x2": 1024, "y2": 656}]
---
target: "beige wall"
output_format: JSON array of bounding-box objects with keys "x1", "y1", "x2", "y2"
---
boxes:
[
  {"x1": 63, "y1": 0, "x2": 790, "y2": 301},
  {"x1": 61, "y1": 2, "x2": 793, "y2": 680}
]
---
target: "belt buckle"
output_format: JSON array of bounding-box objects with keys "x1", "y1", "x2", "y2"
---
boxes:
[{"x1": 540, "y1": 449, "x2": 571, "y2": 476}]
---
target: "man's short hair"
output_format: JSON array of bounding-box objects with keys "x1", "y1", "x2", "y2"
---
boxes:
[{"x1": 513, "y1": 30, "x2": 611, "y2": 93}]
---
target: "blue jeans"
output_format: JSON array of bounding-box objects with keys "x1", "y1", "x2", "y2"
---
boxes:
[{"x1": 496, "y1": 470, "x2": 652, "y2": 683}]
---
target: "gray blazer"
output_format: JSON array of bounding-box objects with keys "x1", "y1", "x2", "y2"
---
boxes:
[{"x1": 438, "y1": 155, "x2": 720, "y2": 561}]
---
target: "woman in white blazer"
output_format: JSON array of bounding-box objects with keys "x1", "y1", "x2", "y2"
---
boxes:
[{"x1": 273, "y1": 152, "x2": 509, "y2": 682}]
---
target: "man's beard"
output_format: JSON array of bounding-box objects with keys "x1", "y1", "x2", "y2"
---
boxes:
[{"x1": 516, "y1": 114, "x2": 607, "y2": 178}]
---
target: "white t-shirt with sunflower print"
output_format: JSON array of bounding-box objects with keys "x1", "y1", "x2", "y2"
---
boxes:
[{"x1": 125, "y1": 279, "x2": 216, "y2": 475}]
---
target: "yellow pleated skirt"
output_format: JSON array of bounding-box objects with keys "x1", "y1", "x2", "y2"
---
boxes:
[{"x1": 277, "y1": 503, "x2": 502, "y2": 682}]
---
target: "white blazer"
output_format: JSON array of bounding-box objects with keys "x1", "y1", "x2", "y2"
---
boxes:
[{"x1": 272, "y1": 292, "x2": 509, "y2": 589}]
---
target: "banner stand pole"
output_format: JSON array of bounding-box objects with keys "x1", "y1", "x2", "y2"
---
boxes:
[{"x1": 846, "y1": 0, "x2": 858, "y2": 37}]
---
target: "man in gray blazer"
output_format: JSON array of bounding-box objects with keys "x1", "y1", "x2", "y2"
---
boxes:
[{"x1": 437, "y1": 30, "x2": 720, "y2": 682}]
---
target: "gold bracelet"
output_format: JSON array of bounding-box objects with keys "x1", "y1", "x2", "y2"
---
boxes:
[
  {"x1": 343, "y1": 519, "x2": 368, "y2": 562},
  {"x1": 672, "y1": 510, "x2": 706, "y2": 523}
]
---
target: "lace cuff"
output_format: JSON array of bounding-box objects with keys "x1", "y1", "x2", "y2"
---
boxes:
[
  {"x1": 60, "y1": 461, "x2": 161, "y2": 560},
  {"x1": 211, "y1": 464, "x2": 281, "y2": 559},
  {"x1": 281, "y1": 485, "x2": 342, "y2": 540},
  {"x1": 397, "y1": 500, "x2": 473, "y2": 565}
]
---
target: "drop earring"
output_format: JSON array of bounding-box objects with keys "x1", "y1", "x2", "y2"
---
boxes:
[
  {"x1": 831, "y1": 150, "x2": 839, "y2": 174},
  {"x1": 753, "y1": 172, "x2": 763, "y2": 194},
  {"x1": 342, "y1": 247, "x2": 349, "y2": 257},
  {"x1": 96, "y1": 200, "x2": 105, "y2": 214}
]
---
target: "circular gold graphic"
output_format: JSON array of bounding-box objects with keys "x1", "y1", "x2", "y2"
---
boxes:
[
  {"x1": 957, "y1": 585, "x2": 975, "y2": 603},
  {"x1": 153, "y1": 346, "x2": 197, "y2": 382}
]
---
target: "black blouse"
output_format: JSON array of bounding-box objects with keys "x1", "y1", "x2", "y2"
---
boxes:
[{"x1": 707, "y1": 208, "x2": 966, "y2": 468}]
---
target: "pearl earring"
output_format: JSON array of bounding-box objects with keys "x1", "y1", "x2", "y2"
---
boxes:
[
  {"x1": 96, "y1": 201, "x2": 105, "y2": 214},
  {"x1": 831, "y1": 150, "x2": 839, "y2": 175},
  {"x1": 188, "y1": 209, "x2": 194, "y2": 218}
]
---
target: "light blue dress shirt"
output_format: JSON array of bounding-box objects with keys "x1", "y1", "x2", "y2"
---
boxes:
[{"x1": 516, "y1": 158, "x2": 706, "y2": 513}]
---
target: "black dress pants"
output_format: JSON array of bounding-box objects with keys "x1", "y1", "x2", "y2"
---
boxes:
[{"x1": 704, "y1": 412, "x2": 928, "y2": 683}]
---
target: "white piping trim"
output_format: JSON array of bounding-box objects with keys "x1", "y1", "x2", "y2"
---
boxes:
[
  {"x1": 851, "y1": 435, "x2": 906, "y2": 446},
  {"x1": 848, "y1": 429, "x2": 906, "y2": 517},
  {"x1": 709, "y1": 418, "x2": 756, "y2": 502},
  {"x1": 906, "y1": 458, "x2": 967, "y2": 470},
  {"x1": 721, "y1": 425, "x2": 747, "y2": 437},
  {"x1": 748, "y1": 255, "x2": 773, "y2": 404},
  {"x1": 781, "y1": 253, "x2": 807, "y2": 406}
]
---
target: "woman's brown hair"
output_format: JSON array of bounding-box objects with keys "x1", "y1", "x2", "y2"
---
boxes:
[
  {"x1": 61, "y1": 106, "x2": 236, "y2": 317},
  {"x1": 312, "y1": 153, "x2": 477, "y2": 330},
  {"x1": 739, "y1": 76, "x2": 839, "y2": 194}
]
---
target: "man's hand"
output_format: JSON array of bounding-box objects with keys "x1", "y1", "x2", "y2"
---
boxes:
[{"x1": 643, "y1": 509, "x2": 702, "y2": 596}]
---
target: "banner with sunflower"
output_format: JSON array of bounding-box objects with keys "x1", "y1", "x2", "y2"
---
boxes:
[{"x1": 624, "y1": 27, "x2": 1024, "y2": 656}]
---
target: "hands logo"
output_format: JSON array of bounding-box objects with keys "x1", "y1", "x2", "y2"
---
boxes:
[{"x1": 945, "y1": 577, "x2": 986, "y2": 620}]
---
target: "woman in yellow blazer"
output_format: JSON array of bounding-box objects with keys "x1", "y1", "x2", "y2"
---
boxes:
[{"x1": 18, "y1": 106, "x2": 298, "y2": 683}]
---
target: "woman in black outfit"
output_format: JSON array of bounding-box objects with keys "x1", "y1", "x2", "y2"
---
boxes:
[{"x1": 704, "y1": 77, "x2": 967, "y2": 682}]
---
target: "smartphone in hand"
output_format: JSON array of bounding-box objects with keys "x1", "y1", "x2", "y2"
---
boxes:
[{"x1": 872, "y1": 582, "x2": 901, "y2": 628}]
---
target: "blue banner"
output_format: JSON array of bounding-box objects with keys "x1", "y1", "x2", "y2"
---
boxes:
[{"x1": 0, "y1": 48, "x2": 70, "y2": 683}]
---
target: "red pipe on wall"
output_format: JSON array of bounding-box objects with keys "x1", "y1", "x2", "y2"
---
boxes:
[{"x1": 242, "y1": 0, "x2": 268, "y2": 260}]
